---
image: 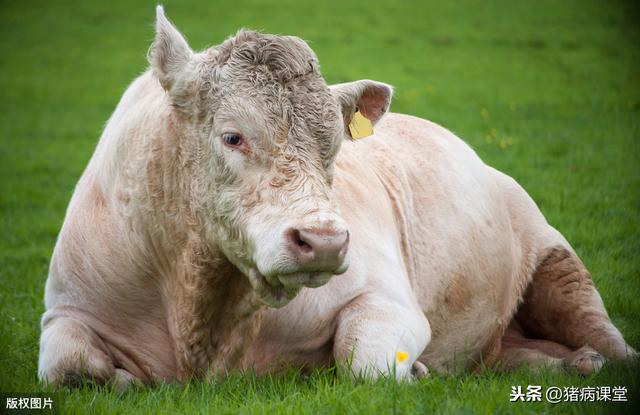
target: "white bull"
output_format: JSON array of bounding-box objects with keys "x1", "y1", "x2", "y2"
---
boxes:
[{"x1": 39, "y1": 7, "x2": 635, "y2": 387}]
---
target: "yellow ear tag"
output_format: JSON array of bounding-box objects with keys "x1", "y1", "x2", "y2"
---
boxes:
[
  {"x1": 348, "y1": 110, "x2": 374, "y2": 139},
  {"x1": 396, "y1": 350, "x2": 409, "y2": 363}
]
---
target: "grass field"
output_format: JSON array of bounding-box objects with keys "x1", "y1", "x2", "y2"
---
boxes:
[{"x1": 1, "y1": 0, "x2": 639, "y2": 413}]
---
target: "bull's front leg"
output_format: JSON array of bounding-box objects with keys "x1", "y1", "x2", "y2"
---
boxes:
[
  {"x1": 333, "y1": 293, "x2": 431, "y2": 380},
  {"x1": 38, "y1": 306, "x2": 144, "y2": 390}
]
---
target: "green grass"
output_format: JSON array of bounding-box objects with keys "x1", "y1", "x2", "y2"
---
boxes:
[{"x1": 1, "y1": 0, "x2": 639, "y2": 413}]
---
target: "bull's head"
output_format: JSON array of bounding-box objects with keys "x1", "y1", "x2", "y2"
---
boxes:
[{"x1": 149, "y1": 7, "x2": 391, "y2": 307}]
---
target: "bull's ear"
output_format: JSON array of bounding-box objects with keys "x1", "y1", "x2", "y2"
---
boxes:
[
  {"x1": 148, "y1": 6, "x2": 193, "y2": 91},
  {"x1": 329, "y1": 80, "x2": 393, "y2": 137}
]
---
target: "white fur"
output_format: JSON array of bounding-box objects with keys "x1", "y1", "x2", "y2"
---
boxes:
[{"x1": 38, "y1": 8, "x2": 622, "y2": 385}]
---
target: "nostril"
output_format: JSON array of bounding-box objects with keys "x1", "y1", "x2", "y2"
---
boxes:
[{"x1": 287, "y1": 228, "x2": 313, "y2": 254}]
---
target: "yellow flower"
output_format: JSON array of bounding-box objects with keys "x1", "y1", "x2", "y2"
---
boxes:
[{"x1": 396, "y1": 350, "x2": 409, "y2": 363}]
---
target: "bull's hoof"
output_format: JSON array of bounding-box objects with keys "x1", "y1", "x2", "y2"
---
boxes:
[
  {"x1": 112, "y1": 368, "x2": 143, "y2": 393},
  {"x1": 411, "y1": 360, "x2": 430, "y2": 379},
  {"x1": 565, "y1": 346, "x2": 605, "y2": 376}
]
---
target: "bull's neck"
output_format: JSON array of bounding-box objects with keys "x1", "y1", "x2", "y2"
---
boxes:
[
  {"x1": 153, "y1": 112, "x2": 265, "y2": 379},
  {"x1": 163, "y1": 249, "x2": 266, "y2": 380},
  {"x1": 141, "y1": 109, "x2": 195, "y2": 227},
  {"x1": 132, "y1": 102, "x2": 207, "y2": 259}
]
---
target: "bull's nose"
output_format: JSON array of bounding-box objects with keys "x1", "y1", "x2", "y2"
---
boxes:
[{"x1": 286, "y1": 227, "x2": 349, "y2": 271}]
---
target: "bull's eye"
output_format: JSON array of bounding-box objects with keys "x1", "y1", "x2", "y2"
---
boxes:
[{"x1": 222, "y1": 133, "x2": 243, "y2": 146}]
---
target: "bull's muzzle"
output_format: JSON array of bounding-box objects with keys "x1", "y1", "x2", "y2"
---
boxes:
[
  {"x1": 285, "y1": 227, "x2": 349, "y2": 273},
  {"x1": 249, "y1": 224, "x2": 350, "y2": 307}
]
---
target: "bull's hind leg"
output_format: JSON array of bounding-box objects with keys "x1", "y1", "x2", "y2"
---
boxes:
[
  {"x1": 500, "y1": 321, "x2": 605, "y2": 375},
  {"x1": 515, "y1": 246, "x2": 636, "y2": 363}
]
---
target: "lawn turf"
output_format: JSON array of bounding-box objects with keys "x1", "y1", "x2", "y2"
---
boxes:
[{"x1": 0, "y1": 0, "x2": 639, "y2": 413}]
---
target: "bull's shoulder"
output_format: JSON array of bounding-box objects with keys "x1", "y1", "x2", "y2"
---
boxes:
[{"x1": 376, "y1": 113, "x2": 475, "y2": 153}]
